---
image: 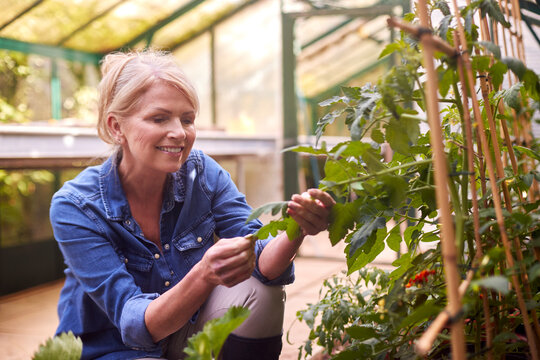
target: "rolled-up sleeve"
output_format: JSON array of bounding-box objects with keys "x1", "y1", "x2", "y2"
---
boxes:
[{"x1": 50, "y1": 192, "x2": 160, "y2": 351}]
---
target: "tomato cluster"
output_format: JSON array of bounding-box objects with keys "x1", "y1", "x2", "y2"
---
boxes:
[{"x1": 405, "y1": 269, "x2": 436, "y2": 288}]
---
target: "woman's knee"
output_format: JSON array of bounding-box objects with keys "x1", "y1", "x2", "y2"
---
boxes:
[
  {"x1": 231, "y1": 277, "x2": 285, "y2": 338},
  {"x1": 197, "y1": 277, "x2": 286, "y2": 338}
]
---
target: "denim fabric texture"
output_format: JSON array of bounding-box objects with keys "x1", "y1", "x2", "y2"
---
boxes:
[{"x1": 50, "y1": 149, "x2": 294, "y2": 360}]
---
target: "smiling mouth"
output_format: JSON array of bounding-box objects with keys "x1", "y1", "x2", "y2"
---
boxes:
[{"x1": 156, "y1": 146, "x2": 183, "y2": 153}]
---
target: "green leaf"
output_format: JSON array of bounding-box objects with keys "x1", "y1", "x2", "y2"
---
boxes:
[
  {"x1": 434, "y1": 0, "x2": 451, "y2": 15},
  {"x1": 503, "y1": 82, "x2": 523, "y2": 110},
  {"x1": 523, "y1": 69, "x2": 540, "y2": 101},
  {"x1": 479, "y1": 0, "x2": 511, "y2": 27},
  {"x1": 514, "y1": 145, "x2": 540, "y2": 161},
  {"x1": 329, "y1": 201, "x2": 359, "y2": 246},
  {"x1": 501, "y1": 57, "x2": 527, "y2": 79},
  {"x1": 438, "y1": 66, "x2": 454, "y2": 98},
  {"x1": 184, "y1": 306, "x2": 250, "y2": 360},
  {"x1": 334, "y1": 141, "x2": 372, "y2": 158},
  {"x1": 286, "y1": 145, "x2": 328, "y2": 156},
  {"x1": 346, "y1": 325, "x2": 378, "y2": 341},
  {"x1": 471, "y1": 275, "x2": 510, "y2": 295},
  {"x1": 285, "y1": 217, "x2": 302, "y2": 241},
  {"x1": 379, "y1": 42, "x2": 401, "y2": 59},
  {"x1": 255, "y1": 219, "x2": 288, "y2": 240},
  {"x1": 386, "y1": 225, "x2": 402, "y2": 252},
  {"x1": 381, "y1": 175, "x2": 409, "y2": 208},
  {"x1": 390, "y1": 251, "x2": 412, "y2": 279},
  {"x1": 370, "y1": 128, "x2": 385, "y2": 143},
  {"x1": 347, "y1": 233, "x2": 385, "y2": 273},
  {"x1": 319, "y1": 96, "x2": 347, "y2": 107},
  {"x1": 247, "y1": 201, "x2": 288, "y2": 222},
  {"x1": 362, "y1": 147, "x2": 387, "y2": 173},
  {"x1": 472, "y1": 55, "x2": 491, "y2": 73},
  {"x1": 399, "y1": 302, "x2": 441, "y2": 329},
  {"x1": 488, "y1": 61, "x2": 507, "y2": 90},
  {"x1": 477, "y1": 41, "x2": 501, "y2": 59},
  {"x1": 33, "y1": 332, "x2": 82, "y2": 360},
  {"x1": 348, "y1": 217, "x2": 386, "y2": 258},
  {"x1": 437, "y1": 15, "x2": 452, "y2": 41}
]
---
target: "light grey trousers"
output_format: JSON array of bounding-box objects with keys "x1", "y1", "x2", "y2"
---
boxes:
[{"x1": 139, "y1": 276, "x2": 286, "y2": 360}]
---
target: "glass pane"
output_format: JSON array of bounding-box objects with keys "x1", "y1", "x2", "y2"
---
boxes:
[
  {"x1": 0, "y1": 51, "x2": 54, "y2": 123},
  {"x1": 173, "y1": 33, "x2": 212, "y2": 130},
  {"x1": 0, "y1": 0, "x2": 41, "y2": 29},
  {"x1": 58, "y1": 58, "x2": 100, "y2": 125},
  {"x1": 151, "y1": 0, "x2": 250, "y2": 49},
  {"x1": 64, "y1": 0, "x2": 193, "y2": 53},
  {"x1": 214, "y1": 0, "x2": 281, "y2": 135},
  {"x1": 297, "y1": 16, "x2": 389, "y2": 98},
  {"x1": 0, "y1": 0, "x2": 122, "y2": 46}
]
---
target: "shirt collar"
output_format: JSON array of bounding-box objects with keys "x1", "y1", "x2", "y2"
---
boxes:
[
  {"x1": 99, "y1": 151, "x2": 200, "y2": 220},
  {"x1": 99, "y1": 155, "x2": 130, "y2": 221}
]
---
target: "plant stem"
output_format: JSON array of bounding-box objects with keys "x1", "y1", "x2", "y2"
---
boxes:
[{"x1": 320, "y1": 158, "x2": 433, "y2": 190}]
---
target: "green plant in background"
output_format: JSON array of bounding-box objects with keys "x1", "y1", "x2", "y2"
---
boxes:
[
  {"x1": 250, "y1": 0, "x2": 540, "y2": 358},
  {"x1": 32, "y1": 331, "x2": 82, "y2": 360},
  {"x1": 183, "y1": 306, "x2": 250, "y2": 360},
  {"x1": 0, "y1": 50, "x2": 33, "y2": 123},
  {"x1": 0, "y1": 169, "x2": 56, "y2": 246}
]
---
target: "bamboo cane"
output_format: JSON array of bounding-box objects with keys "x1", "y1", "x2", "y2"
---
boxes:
[
  {"x1": 456, "y1": 49, "x2": 494, "y2": 360},
  {"x1": 416, "y1": 1, "x2": 466, "y2": 358},
  {"x1": 450, "y1": 0, "x2": 540, "y2": 356}
]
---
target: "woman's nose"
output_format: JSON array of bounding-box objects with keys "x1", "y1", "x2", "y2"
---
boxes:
[{"x1": 167, "y1": 119, "x2": 186, "y2": 139}]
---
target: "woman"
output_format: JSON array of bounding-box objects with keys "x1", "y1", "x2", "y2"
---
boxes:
[{"x1": 50, "y1": 50, "x2": 335, "y2": 360}]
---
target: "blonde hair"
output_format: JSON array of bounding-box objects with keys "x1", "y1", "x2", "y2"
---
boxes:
[{"x1": 97, "y1": 50, "x2": 199, "y2": 145}]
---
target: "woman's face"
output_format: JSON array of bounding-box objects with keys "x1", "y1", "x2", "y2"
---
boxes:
[{"x1": 114, "y1": 82, "x2": 196, "y2": 175}]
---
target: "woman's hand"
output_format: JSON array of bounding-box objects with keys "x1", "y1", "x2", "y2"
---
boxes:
[
  {"x1": 287, "y1": 188, "x2": 335, "y2": 237},
  {"x1": 200, "y1": 236, "x2": 255, "y2": 287}
]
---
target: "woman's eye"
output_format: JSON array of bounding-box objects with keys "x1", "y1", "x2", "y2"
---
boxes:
[
  {"x1": 182, "y1": 118, "x2": 194, "y2": 125},
  {"x1": 152, "y1": 117, "x2": 167, "y2": 123}
]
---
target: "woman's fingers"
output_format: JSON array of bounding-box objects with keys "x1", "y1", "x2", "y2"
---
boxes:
[
  {"x1": 202, "y1": 237, "x2": 255, "y2": 287},
  {"x1": 287, "y1": 189, "x2": 335, "y2": 236}
]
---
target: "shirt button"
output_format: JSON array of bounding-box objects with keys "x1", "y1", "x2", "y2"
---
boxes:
[
  {"x1": 170, "y1": 270, "x2": 174, "y2": 275},
  {"x1": 124, "y1": 219, "x2": 131, "y2": 226},
  {"x1": 154, "y1": 253, "x2": 160, "y2": 260},
  {"x1": 164, "y1": 244, "x2": 170, "y2": 250},
  {"x1": 164, "y1": 281, "x2": 170, "y2": 287},
  {"x1": 197, "y1": 236, "x2": 203, "y2": 243},
  {"x1": 124, "y1": 258, "x2": 128, "y2": 264}
]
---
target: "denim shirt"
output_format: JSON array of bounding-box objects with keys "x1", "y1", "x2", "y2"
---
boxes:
[{"x1": 50, "y1": 150, "x2": 294, "y2": 360}]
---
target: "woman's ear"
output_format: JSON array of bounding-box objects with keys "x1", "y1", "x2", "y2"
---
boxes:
[{"x1": 107, "y1": 114, "x2": 124, "y2": 144}]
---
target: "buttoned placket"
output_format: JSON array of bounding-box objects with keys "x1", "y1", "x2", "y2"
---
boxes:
[{"x1": 122, "y1": 215, "x2": 174, "y2": 292}]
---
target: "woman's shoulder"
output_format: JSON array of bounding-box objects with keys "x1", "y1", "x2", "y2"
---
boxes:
[{"x1": 52, "y1": 162, "x2": 105, "y2": 202}]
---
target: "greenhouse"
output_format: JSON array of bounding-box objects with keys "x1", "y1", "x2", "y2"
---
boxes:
[{"x1": 1, "y1": 0, "x2": 540, "y2": 359}]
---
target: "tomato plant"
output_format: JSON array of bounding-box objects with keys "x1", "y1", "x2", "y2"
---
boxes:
[{"x1": 251, "y1": 0, "x2": 540, "y2": 358}]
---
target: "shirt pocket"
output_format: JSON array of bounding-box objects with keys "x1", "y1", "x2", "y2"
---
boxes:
[
  {"x1": 172, "y1": 212, "x2": 216, "y2": 267},
  {"x1": 119, "y1": 252, "x2": 155, "y2": 293}
]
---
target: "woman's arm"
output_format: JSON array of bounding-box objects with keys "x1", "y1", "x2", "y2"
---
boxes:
[
  {"x1": 258, "y1": 189, "x2": 335, "y2": 280},
  {"x1": 145, "y1": 236, "x2": 255, "y2": 342}
]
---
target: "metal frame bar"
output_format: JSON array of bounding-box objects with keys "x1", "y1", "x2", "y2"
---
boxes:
[
  {"x1": 0, "y1": 36, "x2": 102, "y2": 64},
  {"x1": 0, "y1": 0, "x2": 45, "y2": 32}
]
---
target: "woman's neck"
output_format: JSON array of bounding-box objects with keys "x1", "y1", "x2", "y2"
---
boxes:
[{"x1": 118, "y1": 160, "x2": 167, "y2": 203}]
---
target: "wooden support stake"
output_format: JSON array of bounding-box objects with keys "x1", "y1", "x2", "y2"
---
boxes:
[
  {"x1": 450, "y1": 0, "x2": 540, "y2": 356},
  {"x1": 386, "y1": 17, "x2": 459, "y2": 58},
  {"x1": 416, "y1": 1, "x2": 466, "y2": 358}
]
